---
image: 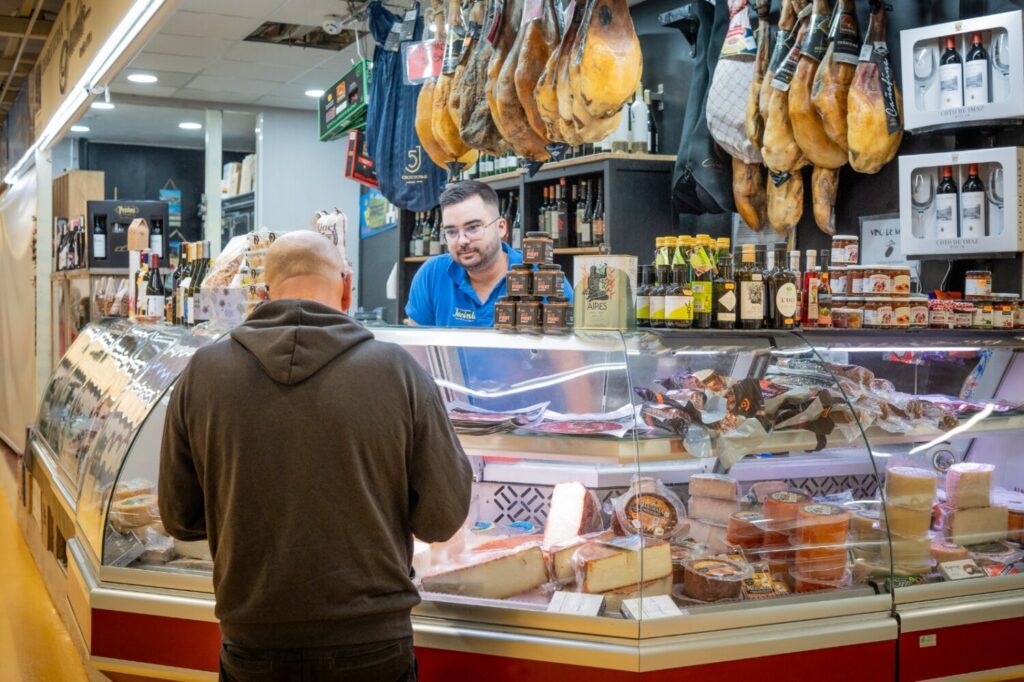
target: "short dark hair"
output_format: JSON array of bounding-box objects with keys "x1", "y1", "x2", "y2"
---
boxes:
[{"x1": 439, "y1": 180, "x2": 500, "y2": 214}]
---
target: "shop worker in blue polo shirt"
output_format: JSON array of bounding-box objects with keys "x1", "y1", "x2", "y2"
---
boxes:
[{"x1": 406, "y1": 180, "x2": 572, "y2": 326}]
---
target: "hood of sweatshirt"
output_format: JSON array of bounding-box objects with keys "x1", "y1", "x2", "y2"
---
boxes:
[{"x1": 230, "y1": 299, "x2": 374, "y2": 385}]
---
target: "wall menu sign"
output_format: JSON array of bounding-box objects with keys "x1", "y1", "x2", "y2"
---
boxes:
[{"x1": 34, "y1": 0, "x2": 137, "y2": 136}]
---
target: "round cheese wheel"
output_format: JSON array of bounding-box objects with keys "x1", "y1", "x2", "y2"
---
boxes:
[
  {"x1": 883, "y1": 503, "x2": 933, "y2": 537},
  {"x1": 791, "y1": 567, "x2": 851, "y2": 593},
  {"x1": 764, "y1": 491, "x2": 812, "y2": 530},
  {"x1": 930, "y1": 540, "x2": 969, "y2": 564},
  {"x1": 884, "y1": 467, "x2": 938, "y2": 510},
  {"x1": 851, "y1": 507, "x2": 883, "y2": 541},
  {"x1": 726, "y1": 511, "x2": 765, "y2": 548},
  {"x1": 682, "y1": 559, "x2": 747, "y2": 601},
  {"x1": 796, "y1": 504, "x2": 852, "y2": 547},
  {"x1": 882, "y1": 534, "x2": 931, "y2": 565}
]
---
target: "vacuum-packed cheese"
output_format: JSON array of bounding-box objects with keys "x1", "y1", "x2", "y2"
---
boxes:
[
  {"x1": 882, "y1": 534, "x2": 931, "y2": 566},
  {"x1": 944, "y1": 463, "x2": 994, "y2": 510},
  {"x1": 883, "y1": 503, "x2": 933, "y2": 537},
  {"x1": 682, "y1": 559, "x2": 748, "y2": 601},
  {"x1": 596, "y1": 574, "x2": 674, "y2": 612},
  {"x1": 750, "y1": 480, "x2": 790, "y2": 505},
  {"x1": 575, "y1": 539, "x2": 672, "y2": 593},
  {"x1": 796, "y1": 504, "x2": 851, "y2": 547},
  {"x1": 726, "y1": 511, "x2": 766, "y2": 549},
  {"x1": 421, "y1": 545, "x2": 550, "y2": 599},
  {"x1": 930, "y1": 540, "x2": 969, "y2": 564},
  {"x1": 885, "y1": 467, "x2": 939, "y2": 510},
  {"x1": 544, "y1": 481, "x2": 603, "y2": 548},
  {"x1": 688, "y1": 474, "x2": 741, "y2": 501},
  {"x1": 689, "y1": 495, "x2": 741, "y2": 525},
  {"x1": 941, "y1": 505, "x2": 1009, "y2": 545},
  {"x1": 764, "y1": 491, "x2": 812, "y2": 531}
]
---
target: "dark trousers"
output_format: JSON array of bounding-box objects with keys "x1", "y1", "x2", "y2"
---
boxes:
[{"x1": 219, "y1": 637, "x2": 417, "y2": 682}]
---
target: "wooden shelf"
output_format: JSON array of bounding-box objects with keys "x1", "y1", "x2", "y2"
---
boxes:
[
  {"x1": 476, "y1": 153, "x2": 675, "y2": 187},
  {"x1": 403, "y1": 247, "x2": 602, "y2": 265},
  {"x1": 403, "y1": 256, "x2": 431, "y2": 263}
]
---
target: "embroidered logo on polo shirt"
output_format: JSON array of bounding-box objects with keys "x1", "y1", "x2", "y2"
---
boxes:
[{"x1": 453, "y1": 308, "x2": 476, "y2": 322}]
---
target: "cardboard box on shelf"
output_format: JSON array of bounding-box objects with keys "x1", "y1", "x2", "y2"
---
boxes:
[{"x1": 222, "y1": 162, "x2": 242, "y2": 196}]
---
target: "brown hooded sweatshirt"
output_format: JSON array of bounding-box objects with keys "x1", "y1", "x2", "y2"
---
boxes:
[{"x1": 159, "y1": 299, "x2": 471, "y2": 648}]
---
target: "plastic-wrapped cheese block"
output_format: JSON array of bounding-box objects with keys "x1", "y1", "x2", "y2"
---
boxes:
[
  {"x1": 796, "y1": 504, "x2": 852, "y2": 547},
  {"x1": 941, "y1": 504, "x2": 1009, "y2": 545},
  {"x1": 113, "y1": 478, "x2": 155, "y2": 502},
  {"x1": 543, "y1": 481, "x2": 604, "y2": 548},
  {"x1": 944, "y1": 463, "x2": 994, "y2": 509},
  {"x1": 726, "y1": 511, "x2": 766, "y2": 549},
  {"x1": 749, "y1": 480, "x2": 790, "y2": 505},
  {"x1": 688, "y1": 474, "x2": 741, "y2": 501},
  {"x1": 792, "y1": 569, "x2": 851, "y2": 593},
  {"x1": 1009, "y1": 508, "x2": 1024, "y2": 541},
  {"x1": 688, "y1": 518, "x2": 732, "y2": 554},
  {"x1": 884, "y1": 467, "x2": 939, "y2": 510},
  {"x1": 612, "y1": 477, "x2": 689, "y2": 540},
  {"x1": 681, "y1": 559, "x2": 750, "y2": 601},
  {"x1": 110, "y1": 494, "x2": 159, "y2": 532},
  {"x1": 546, "y1": 530, "x2": 612, "y2": 584},
  {"x1": 596, "y1": 574, "x2": 674, "y2": 612},
  {"x1": 794, "y1": 550, "x2": 848, "y2": 581},
  {"x1": 421, "y1": 544, "x2": 550, "y2": 599},
  {"x1": 764, "y1": 491, "x2": 812, "y2": 531},
  {"x1": 882, "y1": 503, "x2": 933, "y2": 537},
  {"x1": 689, "y1": 496, "x2": 741, "y2": 525},
  {"x1": 881, "y1": 534, "x2": 931, "y2": 566},
  {"x1": 930, "y1": 540, "x2": 969, "y2": 564},
  {"x1": 575, "y1": 538, "x2": 672, "y2": 593}
]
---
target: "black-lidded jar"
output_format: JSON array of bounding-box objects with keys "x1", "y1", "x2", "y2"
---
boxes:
[
  {"x1": 507, "y1": 264, "x2": 533, "y2": 297},
  {"x1": 534, "y1": 263, "x2": 563, "y2": 297},
  {"x1": 523, "y1": 232, "x2": 553, "y2": 265},
  {"x1": 516, "y1": 296, "x2": 543, "y2": 333},
  {"x1": 543, "y1": 296, "x2": 573, "y2": 334},
  {"x1": 495, "y1": 296, "x2": 518, "y2": 332}
]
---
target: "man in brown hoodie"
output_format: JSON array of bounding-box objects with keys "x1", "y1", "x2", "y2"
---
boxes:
[{"x1": 159, "y1": 231, "x2": 471, "y2": 681}]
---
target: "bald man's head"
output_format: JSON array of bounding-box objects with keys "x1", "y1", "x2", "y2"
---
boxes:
[{"x1": 265, "y1": 231, "x2": 348, "y2": 310}]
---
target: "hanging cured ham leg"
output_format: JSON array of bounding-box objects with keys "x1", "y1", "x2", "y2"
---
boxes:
[
  {"x1": 574, "y1": 0, "x2": 643, "y2": 119},
  {"x1": 746, "y1": 0, "x2": 771, "y2": 150},
  {"x1": 848, "y1": 1, "x2": 903, "y2": 174},
  {"x1": 812, "y1": 166, "x2": 839, "y2": 235},
  {"x1": 768, "y1": 170, "x2": 804, "y2": 235},
  {"x1": 811, "y1": 0, "x2": 860, "y2": 151},
  {"x1": 762, "y1": 20, "x2": 809, "y2": 173},
  {"x1": 515, "y1": 0, "x2": 561, "y2": 139},
  {"x1": 759, "y1": 0, "x2": 805, "y2": 136},
  {"x1": 734, "y1": 159, "x2": 768, "y2": 231}
]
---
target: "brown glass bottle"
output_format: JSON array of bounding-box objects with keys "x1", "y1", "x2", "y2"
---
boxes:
[
  {"x1": 650, "y1": 263, "x2": 669, "y2": 328},
  {"x1": 713, "y1": 240, "x2": 737, "y2": 329}
]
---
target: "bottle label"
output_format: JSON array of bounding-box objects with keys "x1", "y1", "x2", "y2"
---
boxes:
[
  {"x1": 92, "y1": 234, "x2": 106, "y2": 259},
  {"x1": 650, "y1": 296, "x2": 665, "y2": 322},
  {"x1": 964, "y1": 59, "x2": 989, "y2": 106},
  {"x1": 940, "y1": 62, "x2": 964, "y2": 110},
  {"x1": 776, "y1": 282, "x2": 798, "y2": 318},
  {"x1": 961, "y1": 190, "x2": 986, "y2": 237},
  {"x1": 807, "y1": 278, "x2": 820, "y2": 320},
  {"x1": 739, "y1": 277, "x2": 764, "y2": 321},
  {"x1": 717, "y1": 285, "x2": 737, "y2": 321},
  {"x1": 691, "y1": 281, "x2": 712, "y2": 314},
  {"x1": 186, "y1": 295, "x2": 195, "y2": 324},
  {"x1": 666, "y1": 294, "x2": 693, "y2": 321},
  {"x1": 146, "y1": 296, "x2": 165, "y2": 318},
  {"x1": 935, "y1": 193, "x2": 959, "y2": 237},
  {"x1": 636, "y1": 295, "x2": 651, "y2": 320},
  {"x1": 150, "y1": 235, "x2": 162, "y2": 257},
  {"x1": 818, "y1": 294, "x2": 832, "y2": 327}
]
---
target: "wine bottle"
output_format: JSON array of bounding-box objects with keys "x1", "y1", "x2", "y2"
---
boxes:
[
  {"x1": 764, "y1": 246, "x2": 777, "y2": 326},
  {"x1": 935, "y1": 165, "x2": 959, "y2": 238},
  {"x1": 816, "y1": 250, "x2": 833, "y2": 328},
  {"x1": 577, "y1": 180, "x2": 592, "y2": 247},
  {"x1": 150, "y1": 218, "x2": 164, "y2": 257},
  {"x1": 690, "y1": 236, "x2": 715, "y2": 329},
  {"x1": 772, "y1": 245, "x2": 799, "y2": 329},
  {"x1": 737, "y1": 244, "x2": 764, "y2": 329},
  {"x1": 629, "y1": 82, "x2": 650, "y2": 153},
  {"x1": 940, "y1": 35, "x2": 963, "y2": 110},
  {"x1": 176, "y1": 243, "x2": 192, "y2": 324},
  {"x1": 650, "y1": 261, "x2": 668, "y2": 329},
  {"x1": 146, "y1": 254, "x2": 166, "y2": 319},
  {"x1": 964, "y1": 32, "x2": 989, "y2": 106},
  {"x1": 961, "y1": 163, "x2": 986, "y2": 238},
  {"x1": 612, "y1": 101, "x2": 631, "y2": 153},
  {"x1": 713, "y1": 240, "x2": 737, "y2": 329},
  {"x1": 556, "y1": 178, "x2": 570, "y2": 248},
  {"x1": 592, "y1": 179, "x2": 605, "y2": 245},
  {"x1": 802, "y1": 249, "x2": 820, "y2": 326},
  {"x1": 636, "y1": 265, "x2": 653, "y2": 327},
  {"x1": 90, "y1": 214, "x2": 107, "y2": 263},
  {"x1": 644, "y1": 89, "x2": 658, "y2": 154},
  {"x1": 666, "y1": 260, "x2": 694, "y2": 329},
  {"x1": 789, "y1": 250, "x2": 802, "y2": 329},
  {"x1": 429, "y1": 212, "x2": 443, "y2": 255}
]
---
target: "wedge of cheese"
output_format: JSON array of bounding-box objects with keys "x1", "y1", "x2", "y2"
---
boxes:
[
  {"x1": 941, "y1": 505, "x2": 1009, "y2": 545},
  {"x1": 544, "y1": 482, "x2": 603, "y2": 548},
  {"x1": 689, "y1": 495, "x2": 741, "y2": 525},
  {"x1": 576, "y1": 539, "x2": 672, "y2": 593},
  {"x1": 945, "y1": 463, "x2": 994, "y2": 509},
  {"x1": 688, "y1": 474, "x2": 741, "y2": 501},
  {"x1": 421, "y1": 545, "x2": 550, "y2": 599},
  {"x1": 885, "y1": 467, "x2": 938, "y2": 510},
  {"x1": 596, "y1": 574, "x2": 674, "y2": 612},
  {"x1": 882, "y1": 503, "x2": 933, "y2": 537}
]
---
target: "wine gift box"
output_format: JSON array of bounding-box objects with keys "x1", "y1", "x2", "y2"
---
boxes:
[
  {"x1": 901, "y1": 10, "x2": 1024, "y2": 133},
  {"x1": 899, "y1": 146, "x2": 1024, "y2": 257}
]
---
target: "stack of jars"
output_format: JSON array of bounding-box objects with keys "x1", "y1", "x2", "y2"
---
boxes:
[
  {"x1": 494, "y1": 232, "x2": 573, "y2": 334},
  {"x1": 828, "y1": 235, "x2": 928, "y2": 329},
  {"x1": 943, "y1": 270, "x2": 1022, "y2": 330}
]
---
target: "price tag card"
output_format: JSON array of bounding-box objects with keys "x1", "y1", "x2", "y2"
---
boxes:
[
  {"x1": 403, "y1": 40, "x2": 445, "y2": 84},
  {"x1": 939, "y1": 559, "x2": 985, "y2": 581},
  {"x1": 547, "y1": 591, "x2": 606, "y2": 617},
  {"x1": 619, "y1": 595, "x2": 682, "y2": 620}
]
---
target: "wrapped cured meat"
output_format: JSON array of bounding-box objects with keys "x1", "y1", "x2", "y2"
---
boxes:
[
  {"x1": 745, "y1": 0, "x2": 772, "y2": 150},
  {"x1": 433, "y1": 0, "x2": 474, "y2": 160},
  {"x1": 847, "y1": 1, "x2": 903, "y2": 174},
  {"x1": 515, "y1": 0, "x2": 561, "y2": 139},
  {"x1": 447, "y1": 0, "x2": 477, "y2": 124},
  {"x1": 759, "y1": 0, "x2": 804, "y2": 126},
  {"x1": 706, "y1": 0, "x2": 762, "y2": 164},
  {"x1": 811, "y1": 0, "x2": 860, "y2": 151},
  {"x1": 761, "y1": 2, "x2": 808, "y2": 173},
  {"x1": 733, "y1": 158, "x2": 767, "y2": 231},
  {"x1": 493, "y1": 0, "x2": 552, "y2": 161},
  {"x1": 452, "y1": 0, "x2": 508, "y2": 154},
  {"x1": 767, "y1": 169, "x2": 804, "y2": 235},
  {"x1": 787, "y1": 0, "x2": 847, "y2": 169},
  {"x1": 812, "y1": 165, "x2": 840, "y2": 235},
  {"x1": 534, "y1": 0, "x2": 576, "y2": 142},
  {"x1": 566, "y1": 0, "x2": 629, "y2": 144},
  {"x1": 486, "y1": 0, "x2": 523, "y2": 141},
  {"x1": 416, "y1": 81, "x2": 454, "y2": 169},
  {"x1": 573, "y1": 0, "x2": 642, "y2": 120}
]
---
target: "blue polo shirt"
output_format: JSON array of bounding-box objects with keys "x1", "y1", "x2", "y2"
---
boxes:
[{"x1": 405, "y1": 242, "x2": 572, "y2": 326}]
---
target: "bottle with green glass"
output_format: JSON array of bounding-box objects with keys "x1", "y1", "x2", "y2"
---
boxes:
[{"x1": 690, "y1": 235, "x2": 715, "y2": 329}]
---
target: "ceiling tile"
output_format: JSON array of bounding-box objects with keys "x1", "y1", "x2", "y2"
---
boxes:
[
  {"x1": 109, "y1": 83, "x2": 181, "y2": 98},
  {"x1": 184, "y1": 75, "x2": 281, "y2": 96},
  {"x1": 115, "y1": 69, "x2": 196, "y2": 88},
  {"x1": 160, "y1": 11, "x2": 265, "y2": 40},
  {"x1": 130, "y1": 52, "x2": 212, "y2": 74},
  {"x1": 174, "y1": 88, "x2": 265, "y2": 105},
  {"x1": 201, "y1": 59, "x2": 306, "y2": 83},
  {"x1": 176, "y1": 0, "x2": 287, "y2": 19},
  {"x1": 222, "y1": 40, "x2": 334, "y2": 69},
  {"x1": 142, "y1": 34, "x2": 236, "y2": 59},
  {"x1": 255, "y1": 94, "x2": 316, "y2": 110}
]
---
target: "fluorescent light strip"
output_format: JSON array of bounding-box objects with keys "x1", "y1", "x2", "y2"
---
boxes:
[
  {"x1": 4, "y1": 0, "x2": 167, "y2": 184},
  {"x1": 434, "y1": 362, "x2": 628, "y2": 399},
  {"x1": 820, "y1": 347, "x2": 981, "y2": 354}
]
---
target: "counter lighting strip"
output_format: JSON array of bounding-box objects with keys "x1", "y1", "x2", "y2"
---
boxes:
[{"x1": 434, "y1": 362, "x2": 628, "y2": 399}]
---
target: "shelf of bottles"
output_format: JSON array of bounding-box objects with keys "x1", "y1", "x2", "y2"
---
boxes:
[
  {"x1": 129, "y1": 240, "x2": 212, "y2": 325},
  {"x1": 526, "y1": 174, "x2": 607, "y2": 253},
  {"x1": 52, "y1": 217, "x2": 89, "y2": 273}
]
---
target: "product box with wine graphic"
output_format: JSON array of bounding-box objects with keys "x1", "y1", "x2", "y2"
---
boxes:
[
  {"x1": 901, "y1": 10, "x2": 1024, "y2": 133},
  {"x1": 899, "y1": 146, "x2": 1024, "y2": 257}
]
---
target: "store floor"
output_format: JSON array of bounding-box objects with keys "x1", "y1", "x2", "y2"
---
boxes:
[{"x1": 0, "y1": 442, "x2": 92, "y2": 682}]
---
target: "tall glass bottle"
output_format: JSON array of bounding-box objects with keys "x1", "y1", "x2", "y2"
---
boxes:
[
  {"x1": 964, "y1": 32, "x2": 989, "y2": 106},
  {"x1": 940, "y1": 35, "x2": 963, "y2": 110},
  {"x1": 737, "y1": 244, "x2": 765, "y2": 329},
  {"x1": 690, "y1": 236, "x2": 714, "y2": 329},
  {"x1": 92, "y1": 213, "x2": 108, "y2": 261},
  {"x1": 713, "y1": 240, "x2": 737, "y2": 329},
  {"x1": 146, "y1": 254, "x2": 166, "y2": 320},
  {"x1": 801, "y1": 249, "x2": 820, "y2": 327},
  {"x1": 650, "y1": 259, "x2": 668, "y2": 329},
  {"x1": 935, "y1": 165, "x2": 959, "y2": 238},
  {"x1": 816, "y1": 250, "x2": 833, "y2": 328},
  {"x1": 666, "y1": 260, "x2": 693, "y2": 329},
  {"x1": 789, "y1": 250, "x2": 802, "y2": 329},
  {"x1": 636, "y1": 265, "x2": 653, "y2": 327},
  {"x1": 176, "y1": 243, "x2": 193, "y2": 325},
  {"x1": 592, "y1": 179, "x2": 605, "y2": 245},
  {"x1": 961, "y1": 163, "x2": 986, "y2": 238},
  {"x1": 772, "y1": 245, "x2": 799, "y2": 329},
  {"x1": 577, "y1": 180, "x2": 593, "y2": 247}
]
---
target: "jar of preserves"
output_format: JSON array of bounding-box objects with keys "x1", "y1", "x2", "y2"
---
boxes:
[
  {"x1": 954, "y1": 302, "x2": 975, "y2": 329},
  {"x1": 972, "y1": 300, "x2": 994, "y2": 329},
  {"x1": 893, "y1": 297, "x2": 911, "y2": 328},
  {"x1": 993, "y1": 294, "x2": 1017, "y2": 330},
  {"x1": 833, "y1": 308, "x2": 863, "y2": 329},
  {"x1": 831, "y1": 266, "x2": 848, "y2": 295},
  {"x1": 516, "y1": 296, "x2": 543, "y2": 333},
  {"x1": 523, "y1": 232, "x2": 553, "y2": 265},
  {"x1": 849, "y1": 267, "x2": 864, "y2": 295},
  {"x1": 964, "y1": 270, "x2": 992, "y2": 300},
  {"x1": 865, "y1": 297, "x2": 894, "y2": 328},
  {"x1": 891, "y1": 266, "x2": 912, "y2": 296},
  {"x1": 909, "y1": 295, "x2": 929, "y2": 328},
  {"x1": 507, "y1": 264, "x2": 534, "y2": 296},
  {"x1": 831, "y1": 235, "x2": 859, "y2": 266},
  {"x1": 929, "y1": 301, "x2": 954, "y2": 329},
  {"x1": 533, "y1": 263, "x2": 564, "y2": 297},
  {"x1": 865, "y1": 266, "x2": 893, "y2": 296},
  {"x1": 543, "y1": 296, "x2": 573, "y2": 334},
  {"x1": 495, "y1": 297, "x2": 518, "y2": 332}
]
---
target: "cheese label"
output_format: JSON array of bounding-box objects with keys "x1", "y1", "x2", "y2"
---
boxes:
[
  {"x1": 547, "y1": 591, "x2": 606, "y2": 616},
  {"x1": 802, "y1": 504, "x2": 844, "y2": 517},
  {"x1": 939, "y1": 559, "x2": 985, "y2": 580},
  {"x1": 768, "y1": 491, "x2": 808, "y2": 504},
  {"x1": 625, "y1": 493, "x2": 678, "y2": 537},
  {"x1": 692, "y1": 559, "x2": 743, "y2": 578}
]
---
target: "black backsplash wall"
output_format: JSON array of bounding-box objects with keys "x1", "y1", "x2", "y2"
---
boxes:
[
  {"x1": 632, "y1": 0, "x2": 1024, "y2": 294},
  {"x1": 81, "y1": 141, "x2": 248, "y2": 244}
]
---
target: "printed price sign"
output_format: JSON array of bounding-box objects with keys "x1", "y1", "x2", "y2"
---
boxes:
[{"x1": 403, "y1": 40, "x2": 445, "y2": 85}]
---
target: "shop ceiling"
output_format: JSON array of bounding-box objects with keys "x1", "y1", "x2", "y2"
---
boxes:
[
  {"x1": 111, "y1": 0, "x2": 376, "y2": 111},
  {"x1": 0, "y1": 0, "x2": 64, "y2": 115},
  {"x1": 72, "y1": 103, "x2": 257, "y2": 151}
]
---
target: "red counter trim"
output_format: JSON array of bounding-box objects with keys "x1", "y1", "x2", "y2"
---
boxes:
[
  {"x1": 92, "y1": 608, "x2": 221, "y2": 672},
  {"x1": 898, "y1": 616, "x2": 1024, "y2": 681}
]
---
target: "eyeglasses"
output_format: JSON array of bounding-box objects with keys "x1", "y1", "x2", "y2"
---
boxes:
[{"x1": 442, "y1": 216, "x2": 501, "y2": 243}]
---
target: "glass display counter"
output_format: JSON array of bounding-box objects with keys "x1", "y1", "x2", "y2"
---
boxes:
[{"x1": 24, "y1": 322, "x2": 1024, "y2": 680}]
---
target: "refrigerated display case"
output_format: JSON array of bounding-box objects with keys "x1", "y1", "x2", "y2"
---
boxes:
[{"x1": 22, "y1": 322, "x2": 1024, "y2": 680}]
